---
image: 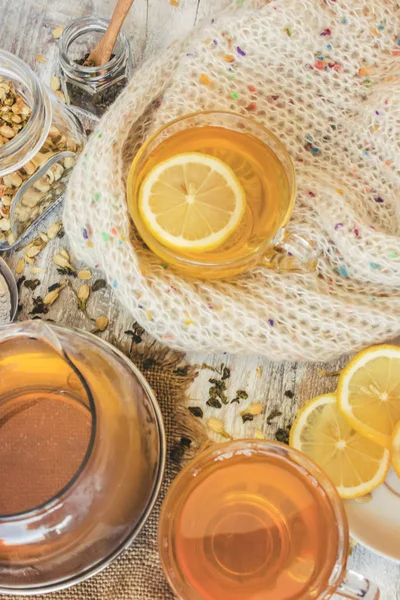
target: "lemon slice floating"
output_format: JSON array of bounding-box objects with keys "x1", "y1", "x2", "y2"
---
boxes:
[
  {"x1": 290, "y1": 393, "x2": 391, "y2": 499},
  {"x1": 138, "y1": 152, "x2": 246, "y2": 253},
  {"x1": 337, "y1": 345, "x2": 400, "y2": 448}
]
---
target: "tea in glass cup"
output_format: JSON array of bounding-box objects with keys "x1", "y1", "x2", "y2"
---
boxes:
[
  {"x1": 127, "y1": 112, "x2": 317, "y2": 279},
  {"x1": 159, "y1": 440, "x2": 379, "y2": 600}
]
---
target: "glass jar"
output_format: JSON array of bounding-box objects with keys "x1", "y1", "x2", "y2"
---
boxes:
[
  {"x1": 59, "y1": 16, "x2": 132, "y2": 118},
  {"x1": 0, "y1": 321, "x2": 165, "y2": 594},
  {"x1": 0, "y1": 50, "x2": 85, "y2": 249}
]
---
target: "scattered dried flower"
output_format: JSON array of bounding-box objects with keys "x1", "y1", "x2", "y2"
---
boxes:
[
  {"x1": 35, "y1": 55, "x2": 46, "y2": 63},
  {"x1": 25, "y1": 245, "x2": 43, "y2": 258},
  {"x1": 24, "y1": 255, "x2": 34, "y2": 265},
  {"x1": 254, "y1": 429, "x2": 265, "y2": 439},
  {"x1": 47, "y1": 222, "x2": 62, "y2": 239},
  {"x1": 43, "y1": 284, "x2": 64, "y2": 305},
  {"x1": 207, "y1": 417, "x2": 231, "y2": 438},
  {"x1": 256, "y1": 366, "x2": 263, "y2": 378},
  {"x1": 77, "y1": 283, "x2": 90, "y2": 312},
  {"x1": 59, "y1": 247, "x2": 69, "y2": 260},
  {"x1": 52, "y1": 26, "x2": 64, "y2": 39},
  {"x1": 92, "y1": 316, "x2": 108, "y2": 333},
  {"x1": 240, "y1": 403, "x2": 263, "y2": 423},
  {"x1": 55, "y1": 90, "x2": 66, "y2": 103},
  {"x1": 16, "y1": 258, "x2": 25, "y2": 274},
  {"x1": 50, "y1": 76, "x2": 61, "y2": 92},
  {"x1": 78, "y1": 269, "x2": 92, "y2": 280},
  {"x1": 31, "y1": 266, "x2": 45, "y2": 274}
]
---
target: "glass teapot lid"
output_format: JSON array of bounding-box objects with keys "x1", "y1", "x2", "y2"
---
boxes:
[{"x1": 0, "y1": 321, "x2": 165, "y2": 594}]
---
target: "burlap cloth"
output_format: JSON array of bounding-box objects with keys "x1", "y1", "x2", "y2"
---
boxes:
[{"x1": 0, "y1": 347, "x2": 204, "y2": 600}]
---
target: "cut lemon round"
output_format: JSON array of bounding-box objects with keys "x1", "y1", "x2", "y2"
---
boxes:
[
  {"x1": 337, "y1": 345, "x2": 400, "y2": 448},
  {"x1": 290, "y1": 393, "x2": 391, "y2": 499},
  {"x1": 138, "y1": 152, "x2": 246, "y2": 253},
  {"x1": 391, "y1": 420, "x2": 400, "y2": 478}
]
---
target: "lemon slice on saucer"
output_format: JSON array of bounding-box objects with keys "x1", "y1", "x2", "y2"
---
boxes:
[
  {"x1": 290, "y1": 393, "x2": 391, "y2": 499},
  {"x1": 337, "y1": 345, "x2": 400, "y2": 448},
  {"x1": 138, "y1": 152, "x2": 246, "y2": 253},
  {"x1": 391, "y1": 420, "x2": 400, "y2": 478}
]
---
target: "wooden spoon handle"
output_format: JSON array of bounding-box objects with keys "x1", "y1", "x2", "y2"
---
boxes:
[{"x1": 88, "y1": 0, "x2": 135, "y2": 66}]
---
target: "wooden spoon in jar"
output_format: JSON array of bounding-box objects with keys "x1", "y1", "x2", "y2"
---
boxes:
[{"x1": 85, "y1": 0, "x2": 135, "y2": 67}]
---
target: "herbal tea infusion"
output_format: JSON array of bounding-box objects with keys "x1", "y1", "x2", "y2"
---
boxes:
[
  {"x1": 128, "y1": 113, "x2": 299, "y2": 278},
  {"x1": 159, "y1": 442, "x2": 347, "y2": 600}
]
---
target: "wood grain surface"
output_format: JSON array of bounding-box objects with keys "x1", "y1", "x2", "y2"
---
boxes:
[{"x1": 0, "y1": 0, "x2": 399, "y2": 598}]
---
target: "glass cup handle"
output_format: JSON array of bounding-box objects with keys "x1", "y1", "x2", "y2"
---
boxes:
[
  {"x1": 261, "y1": 229, "x2": 318, "y2": 273},
  {"x1": 336, "y1": 569, "x2": 380, "y2": 599}
]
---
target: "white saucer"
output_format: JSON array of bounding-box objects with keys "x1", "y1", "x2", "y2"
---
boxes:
[{"x1": 345, "y1": 468, "x2": 400, "y2": 563}]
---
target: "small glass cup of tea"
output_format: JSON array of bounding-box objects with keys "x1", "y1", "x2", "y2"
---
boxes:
[
  {"x1": 127, "y1": 111, "x2": 317, "y2": 280},
  {"x1": 158, "y1": 440, "x2": 379, "y2": 600}
]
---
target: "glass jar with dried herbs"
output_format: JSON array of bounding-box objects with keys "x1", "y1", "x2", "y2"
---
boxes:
[
  {"x1": 0, "y1": 50, "x2": 85, "y2": 249},
  {"x1": 58, "y1": 16, "x2": 132, "y2": 118}
]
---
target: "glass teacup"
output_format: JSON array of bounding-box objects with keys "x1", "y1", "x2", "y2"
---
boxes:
[
  {"x1": 127, "y1": 111, "x2": 317, "y2": 280},
  {"x1": 159, "y1": 440, "x2": 379, "y2": 600}
]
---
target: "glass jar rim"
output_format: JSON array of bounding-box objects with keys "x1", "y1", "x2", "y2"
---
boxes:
[
  {"x1": 0, "y1": 51, "x2": 52, "y2": 177},
  {"x1": 59, "y1": 16, "x2": 129, "y2": 82}
]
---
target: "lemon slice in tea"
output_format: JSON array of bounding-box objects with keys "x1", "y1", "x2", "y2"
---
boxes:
[
  {"x1": 290, "y1": 393, "x2": 391, "y2": 499},
  {"x1": 337, "y1": 345, "x2": 400, "y2": 448},
  {"x1": 138, "y1": 152, "x2": 246, "y2": 253}
]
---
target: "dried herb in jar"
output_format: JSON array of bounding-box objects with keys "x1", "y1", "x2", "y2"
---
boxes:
[{"x1": 65, "y1": 53, "x2": 128, "y2": 117}]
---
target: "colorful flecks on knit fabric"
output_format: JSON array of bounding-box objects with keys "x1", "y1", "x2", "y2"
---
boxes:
[
  {"x1": 339, "y1": 265, "x2": 348, "y2": 277},
  {"x1": 313, "y1": 55, "x2": 341, "y2": 71},
  {"x1": 199, "y1": 73, "x2": 214, "y2": 86}
]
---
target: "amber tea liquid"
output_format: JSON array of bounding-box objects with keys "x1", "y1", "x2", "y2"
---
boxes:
[
  {"x1": 132, "y1": 126, "x2": 291, "y2": 273},
  {"x1": 0, "y1": 337, "x2": 92, "y2": 516},
  {"x1": 160, "y1": 450, "x2": 340, "y2": 600}
]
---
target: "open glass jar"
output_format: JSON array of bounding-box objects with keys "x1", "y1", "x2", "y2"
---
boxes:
[
  {"x1": 0, "y1": 50, "x2": 85, "y2": 249},
  {"x1": 59, "y1": 16, "x2": 132, "y2": 117}
]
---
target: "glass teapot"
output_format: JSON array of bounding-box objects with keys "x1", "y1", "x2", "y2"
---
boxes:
[{"x1": 0, "y1": 320, "x2": 165, "y2": 594}]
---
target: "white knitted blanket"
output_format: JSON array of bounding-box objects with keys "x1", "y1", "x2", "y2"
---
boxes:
[{"x1": 64, "y1": 0, "x2": 400, "y2": 361}]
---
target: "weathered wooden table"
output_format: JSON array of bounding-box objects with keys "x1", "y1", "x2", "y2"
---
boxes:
[{"x1": 1, "y1": 0, "x2": 400, "y2": 598}]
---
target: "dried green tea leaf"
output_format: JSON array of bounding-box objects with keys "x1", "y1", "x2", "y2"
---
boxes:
[
  {"x1": 266, "y1": 408, "x2": 282, "y2": 424},
  {"x1": 206, "y1": 397, "x2": 222, "y2": 409},
  {"x1": 221, "y1": 366, "x2": 231, "y2": 380},
  {"x1": 242, "y1": 414, "x2": 254, "y2": 423},
  {"x1": 23, "y1": 279, "x2": 40, "y2": 291},
  {"x1": 92, "y1": 279, "x2": 107, "y2": 292},
  {"x1": 188, "y1": 406, "x2": 203, "y2": 418}
]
